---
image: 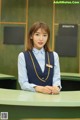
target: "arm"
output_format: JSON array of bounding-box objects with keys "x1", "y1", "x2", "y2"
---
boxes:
[
  {"x1": 18, "y1": 52, "x2": 61, "y2": 94},
  {"x1": 18, "y1": 52, "x2": 53, "y2": 94},
  {"x1": 51, "y1": 52, "x2": 62, "y2": 93},
  {"x1": 18, "y1": 52, "x2": 37, "y2": 92}
]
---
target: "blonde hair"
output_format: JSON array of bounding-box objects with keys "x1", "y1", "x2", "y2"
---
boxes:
[{"x1": 26, "y1": 21, "x2": 51, "y2": 52}]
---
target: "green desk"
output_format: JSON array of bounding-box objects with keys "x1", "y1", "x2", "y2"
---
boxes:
[
  {"x1": 61, "y1": 72, "x2": 80, "y2": 91},
  {"x1": 61, "y1": 72, "x2": 80, "y2": 81},
  {"x1": 0, "y1": 89, "x2": 80, "y2": 120},
  {"x1": 0, "y1": 73, "x2": 17, "y2": 89}
]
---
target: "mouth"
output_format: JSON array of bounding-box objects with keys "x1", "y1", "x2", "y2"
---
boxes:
[{"x1": 38, "y1": 42, "x2": 43, "y2": 45}]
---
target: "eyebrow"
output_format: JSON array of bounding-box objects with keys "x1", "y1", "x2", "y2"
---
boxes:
[{"x1": 35, "y1": 32, "x2": 48, "y2": 34}]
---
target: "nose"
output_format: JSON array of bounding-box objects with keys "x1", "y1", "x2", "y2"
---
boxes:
[{"x1": 39, "y1": 35, "x2": 43, "y2": 41}]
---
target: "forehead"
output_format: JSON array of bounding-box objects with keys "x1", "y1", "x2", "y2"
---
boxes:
[{"x1": 35, "y1": 28, "x2": 48, "y2": 34}]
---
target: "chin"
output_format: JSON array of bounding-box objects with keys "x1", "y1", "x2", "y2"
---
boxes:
[{"x1": 38, "y1": 46, "x2": 43, "y2": 49}]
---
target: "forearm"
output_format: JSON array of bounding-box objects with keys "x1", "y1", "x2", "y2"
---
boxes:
[
  {"x1": 34, "y1": 86, "x2": 44, "y2": 93},
  {"x1": 19, "y1": 81, "x2": 37, "y2": 92}
]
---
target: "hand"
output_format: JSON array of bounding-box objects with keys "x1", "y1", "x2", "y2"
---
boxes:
[
  {"x1": 34, "y1": 86, "x2": 60, "y2": 94},
  {"x1": 42, "y1": 86, "x2": 60, "y2": 94},
  {"x1": 51, "y1": 86, "x2": 60, "y2": 94},
  {"x1": 34, "y1": 86, "x2": 52, "y2": 94}
]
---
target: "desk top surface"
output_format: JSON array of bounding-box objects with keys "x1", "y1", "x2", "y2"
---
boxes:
[
  {"x1": 61, "y1": 72, "x2": 80, "y2": 81},
  {"x1": 0, "y1": 72, "x2": 80, "y2": 80},
  {"x1": 0, "y1": 73, "x2": 16, "y2": 80},
  {"x1": 0, "y1": 89, "x2": 80, "y2": 107},
  {"x1": 61, "y1": 72, "x2": 80, "y2": 77}
]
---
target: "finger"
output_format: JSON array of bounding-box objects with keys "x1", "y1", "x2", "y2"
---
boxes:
[
  {"x1": 51, "y1": 87, "x2": 60, "y2": 94},
  {"x1": 43, "y1": 87, "x2": 52, "y2": 94}
]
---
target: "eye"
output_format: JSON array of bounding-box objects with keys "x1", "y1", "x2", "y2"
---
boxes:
[
  {"x1": 43, "y1": 34, "x2": 48, "y2": 37},
  {"x1": 35, "y1": 33, "x2": 39, "y2": 36}
]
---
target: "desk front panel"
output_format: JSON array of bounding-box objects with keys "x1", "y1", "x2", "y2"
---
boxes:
[
  {"x1": 0, "y1": 74, "x2": 17, "y2": 89},
  {"x1": 0, "y1": 89, "x2": 80, "y2": 119},
  {"x1": 0, "y1": 79, "x2": 17, "y2": 89},
  {"x1": 0, "y1": 105, "x2": 80, "y2": 120},
  {"x1": 61, "y1": 72, "x2": 80, "y2": 91}
]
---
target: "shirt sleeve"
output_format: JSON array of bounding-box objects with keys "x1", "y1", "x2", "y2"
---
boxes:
[
  {"x1": 18, "y1": 52, "x2": 37, "y2": 92},
  {"x1": 52, "y1": 52, "x2": 62, "y2": 89}
]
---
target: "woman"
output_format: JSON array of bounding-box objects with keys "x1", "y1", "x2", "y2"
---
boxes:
[{"x1": 18, "y1": 21, "x2": 61, "y2": 94}]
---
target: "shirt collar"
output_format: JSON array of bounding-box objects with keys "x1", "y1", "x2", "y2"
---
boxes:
[{"x1": 32, "y1": 47, "x2": 45, "y2": 54}]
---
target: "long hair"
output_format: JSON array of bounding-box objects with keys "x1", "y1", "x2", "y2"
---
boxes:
[{"x1": 26, "y1": 21, "x2": 51, "y2": 52}]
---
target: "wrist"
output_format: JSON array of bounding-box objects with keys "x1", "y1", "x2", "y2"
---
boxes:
[{"x1": 34, "y1": 86, "x2": 44, "y2": 93}]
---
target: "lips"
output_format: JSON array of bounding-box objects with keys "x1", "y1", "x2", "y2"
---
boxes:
[{"x1": 38, "y1": 42, "x2": 43, "y2": 45}]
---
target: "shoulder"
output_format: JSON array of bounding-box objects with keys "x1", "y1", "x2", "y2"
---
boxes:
[
  {"x1": 18, "y1": 52, "x2": 27, "y2": 62},
  {"x1": 53, "y1": 51, "x2": 59, "y2": 57},
  {"x1": 48, "y1": 51, "x2": 59, "y2": 61},
  {"x1": 18, "y1": 52, "x2": 24, "y2": 58},
  {"x1": 18, "y1": 52, "x2": 26, "y2": 66},
  {"x1": 49, "y1": 51, "x2": 59, "y2": 57},
  {"x1": 50, "y1": 51, "x2": 59, "y2": 61},
  {"x1": 53, "y1": 51, "x2": 60, "y2": 62},
  {"x1": 18, "y1": 51, "x2": 29, "y2": 57}
]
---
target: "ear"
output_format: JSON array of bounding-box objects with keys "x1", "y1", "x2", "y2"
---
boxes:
[{"x1": 30, "y1": 36, "x2": 32, "y2": 39}]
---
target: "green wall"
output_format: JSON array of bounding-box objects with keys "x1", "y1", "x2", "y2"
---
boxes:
[
  {"x1": 0, "y1": 0, "x2": 80, "y2": 84},
  {"x1": 0, "y1": 0, "x2": 26, "y2": 77},
  {"x1": 55, "y1": 4, "x2": 80, "y2": 73},
  {"x1": 28, "y1": 0, "x2": 53, "y2": 47},
  {"x1": 0, "y1": 0, "x2": 53, "y2": 78}
]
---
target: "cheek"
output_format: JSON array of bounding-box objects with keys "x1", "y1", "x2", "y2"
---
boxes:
[
  {"x1": 32, "y1": 38, "x2": 38, "y2": 45},
  {"x1": 45, "y1": 36, "x2": 48, "y2": 41},
  {"x1": 43, "y1": 40, "x2": 47, "y2": 46},
  {"x1": 32, "y1": 36, "x2": 37, "y2": 41},
  {"x1": 44, "y1": 39, "x2": 48, "y2": 43}
]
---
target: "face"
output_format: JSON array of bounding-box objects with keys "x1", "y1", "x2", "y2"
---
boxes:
[{"x1": 32, "y1": 28, "x2": 48, "y2": 49}]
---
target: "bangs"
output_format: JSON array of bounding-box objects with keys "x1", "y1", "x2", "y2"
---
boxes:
[{"x1": 32, "y1": 22, "x2": 50, "y2": 35}]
